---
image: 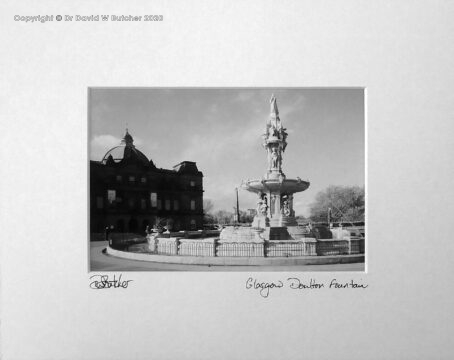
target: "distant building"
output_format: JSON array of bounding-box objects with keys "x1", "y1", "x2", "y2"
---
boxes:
[{"x1": 90, "y1": 130, "x2": 204, "y2": 238}]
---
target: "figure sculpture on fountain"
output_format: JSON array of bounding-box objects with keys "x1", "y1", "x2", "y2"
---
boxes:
[
  {"x1": 252, "y1": 193, "x2": 269, "y2": 229},
  {"x1": 281, "y1": 195, "x2": 291, "y2": 217},
  {"x1": 263, "y1": 94, "x2": 287, "y2": 179}
]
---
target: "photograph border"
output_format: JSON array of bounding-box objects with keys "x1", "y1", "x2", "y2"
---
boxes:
[{"x1": 87, "y1": 86, "x2": 367, "y2": 273}]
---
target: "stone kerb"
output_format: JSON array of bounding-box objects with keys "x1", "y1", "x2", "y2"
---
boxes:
[{"x1": 106, "y1": 245, "x2": 365, "y2": 266}]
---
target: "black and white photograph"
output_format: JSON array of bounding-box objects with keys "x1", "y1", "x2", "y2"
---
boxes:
[
  {"x1": 2, "y1": 1, "x2": 454, "y2": 359},
  {"x1": 89, "y1": 88, "x2": 365, "y2": 271}
]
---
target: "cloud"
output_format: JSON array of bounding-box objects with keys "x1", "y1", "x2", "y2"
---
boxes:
[{"x1": 90, "y1": 134, "x2": 121, "y2": 160}]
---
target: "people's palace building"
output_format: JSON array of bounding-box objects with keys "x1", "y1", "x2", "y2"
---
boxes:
[{"x1": 90, "y1": 130, "x2": 204, "y2": 236}]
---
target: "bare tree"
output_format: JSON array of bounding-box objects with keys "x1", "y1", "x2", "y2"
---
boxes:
[
  {"x1": 203, "y1": 199, "x2": 214, "y2": 214},
  {"x1": 213, "y1": 210, "x2": 234, "y2": 225},
  {"x1": 309, "y1": 185, "x2": 365, "y2": 223}
]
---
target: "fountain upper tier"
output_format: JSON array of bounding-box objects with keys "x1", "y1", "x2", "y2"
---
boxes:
[
  {"x1": 242, "y1": 94, "x2": 310, "y2": 196},
  {"x1": 242, "y1": 177, "x2": 310, "y2": 195}
]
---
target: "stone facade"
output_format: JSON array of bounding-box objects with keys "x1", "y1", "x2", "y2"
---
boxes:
[{"x1": 90, "y1": 130, "x2": 204, "y2": 238}]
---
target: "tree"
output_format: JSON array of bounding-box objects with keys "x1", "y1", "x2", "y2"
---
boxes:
[
  {"x1": 239, "y1": 210, "x2": 254, "y2": 224},
  {"x1": 203, "y1": 199, "x2": 214, "y2": 214},
  {"x1": 212, "y1": 210, "x2": 234, "y2": 225},
  {"x1": 203, "y1": 199, "x2": 215, "y2": 224},
  {"x1": 309, "y1": 185, "x2": 365, "y2": 223},
  {"x1": 153, "y1": 217, "x2": 172, "y2": 232}
]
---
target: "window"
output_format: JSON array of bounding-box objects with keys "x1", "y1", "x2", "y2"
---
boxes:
[
  {"x1": 129, "y1": 198, "x2": 135, "y2": 208},
  {"x1": 190, "y1": 219, "x2": 196, "y2": 230},
  {"x1": 157, "y1": 199, "x2": 162, "y2": 210},
  {"x1": 190, "y1": 200, "x2": 195, "y2": 210},
  {"x1": 141, "y1": 177, "x2": 146, "y2": 183},
  {"x1": 141, "y1": 199, "x2": 146, "y2": 209},
  {"x1": 174, "y1": 200, "x2": 179, "y2": 211},
  {"x1": 107, "y1": 190, "x2": 116, "y2": 204},
  {"x1": 150, "y1": 192, "x2": 157, "y2": 207},
  {"x1": 96, "y1": 196, "x2": 103, "y2": 209},
  {"x1": 190, "y1": 180, "x2": 195, "y2": 187},
  {"x1": 129, "y1": 175, "x2": 135, "y2": 182},
  {"x1": 116, "y1": 175, "x2": 122, "y2": 182},
  {"x1": 165, "y1": 199, "x2": 171, "y2": 210}
]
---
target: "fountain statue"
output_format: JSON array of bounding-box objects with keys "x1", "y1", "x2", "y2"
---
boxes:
[{"x1": 241, "y1": 94, "x2": 310, "y2": 232}]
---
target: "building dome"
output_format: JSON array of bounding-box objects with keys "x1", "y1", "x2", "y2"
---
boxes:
[{"x1": 101, "y1": 129, "x2": 152, "y2": 167}]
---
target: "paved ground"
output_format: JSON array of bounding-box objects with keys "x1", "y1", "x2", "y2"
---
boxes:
[{"x1": 90, "y1": 241, "x2": 365, "y2": 272}]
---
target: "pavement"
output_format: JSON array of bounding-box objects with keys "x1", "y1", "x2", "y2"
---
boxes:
[{"x1": 90, "y1": 241, "x2": 365, "y2": 272}]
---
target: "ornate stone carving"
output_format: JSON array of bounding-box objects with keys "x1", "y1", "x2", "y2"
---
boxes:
[
  {"x1": 256, "y1": 198, "x2": 268, "y2": 217},
  {"x1": 263, "y1": 95, "x2": 287, "y2": 178},
  {"x1": 241, "y1": 94, "x2": 310, "y2": 230},
  {"x1": 282, "y1": 200, "x2": 291, "y2": 216}
]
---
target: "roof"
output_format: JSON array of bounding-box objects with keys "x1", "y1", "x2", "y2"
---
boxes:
[
  {"x1": 100, "y1": 129, "x2": 154, "y2": 167},
  {"x1": 172, "y1": 161, "x2": 201, "y2": 174}
]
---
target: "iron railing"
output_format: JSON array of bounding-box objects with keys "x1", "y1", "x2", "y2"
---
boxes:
[{"x1": 143, "y1": 237, "x2": 363, "y2": 257}]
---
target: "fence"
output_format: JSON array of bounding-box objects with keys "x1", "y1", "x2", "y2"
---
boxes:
[
  {"x1": 266, "y1": 240, "x2": 317, "y2": 257},
  {"x1": 146, "y1": 236, "x2": 364, "y2": 257},
  {"x1": 156, "y1": 238, "x2": 179, "y2": 255},
  {"x1": 179, "y1": 239, "x2": 216, "y2": 256},
  {"x1": 217, "y1": 242, "x2": 264, "y2": 257},
  {"x1": 349, "y1": 237, "x2": 364, "y2": 254},
  {"x1": 316, "y1": 239, "x2": 350, "y2": 256}
]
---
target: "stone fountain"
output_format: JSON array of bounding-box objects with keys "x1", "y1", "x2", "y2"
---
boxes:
[
  {"x1": 219, "y1": 95, "x2": 312, "y2": 245},
  {"x1": 243, "y1": 94, "x2": 309, "y2": 228}
]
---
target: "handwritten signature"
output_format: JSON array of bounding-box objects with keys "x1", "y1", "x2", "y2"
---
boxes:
[{"x1": 89, "y1": 274, "x2": 133, "y2": 289}]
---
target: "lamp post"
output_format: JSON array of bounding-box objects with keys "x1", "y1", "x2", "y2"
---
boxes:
[{"x1": 235, "y1": 187, "x2": 240, "y2": 224}]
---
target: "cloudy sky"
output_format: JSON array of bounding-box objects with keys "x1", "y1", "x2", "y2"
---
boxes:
[{"x1": 89, "y1": 88, "x2": 364, "y2": 217}]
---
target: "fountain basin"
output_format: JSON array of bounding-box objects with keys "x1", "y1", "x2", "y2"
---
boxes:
[{"x1": 242, "y1": 178, "x2": 310, "y2": 194}]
